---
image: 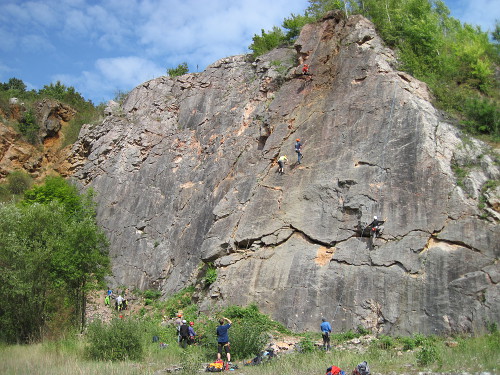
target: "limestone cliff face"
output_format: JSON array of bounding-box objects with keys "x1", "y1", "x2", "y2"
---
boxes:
[{"x1": 71, "y1": 12, "x2": 499, "y2": 335}]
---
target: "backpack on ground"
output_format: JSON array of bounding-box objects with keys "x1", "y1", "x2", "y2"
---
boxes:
[
  {"x1": 326, "y1": 365, "x2": 346, "y2": 375},
  {"x1": 206, "y1": 359, "x2": 224, "y2": 372},
  {"x1": 352, "y1": 361, "x2": 370, "y2": 375}
]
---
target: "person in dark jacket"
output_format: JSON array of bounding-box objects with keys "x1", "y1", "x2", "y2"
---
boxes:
[
  {"x1": 179, "y1": 320, "x2": 190, "y2": 348},
  {"x1": 368, "y1": 216, "x2": 384, "y2": 239}
]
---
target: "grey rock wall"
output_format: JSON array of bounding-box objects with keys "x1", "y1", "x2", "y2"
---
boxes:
[{"x1": 71, "y1": 12, "x2": 499, "y2": 334}]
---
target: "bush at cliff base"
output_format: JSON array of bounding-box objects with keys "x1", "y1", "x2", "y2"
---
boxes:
[{"x1": 85, "y1": 319, "x2": 143, "y2": 361}]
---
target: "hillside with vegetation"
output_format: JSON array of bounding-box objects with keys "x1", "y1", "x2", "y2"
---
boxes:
[
  {"x1": 0, "y1": 1, "x2": 499, "y2": 374},
  {"x1": 249, "y1": 0, "x2": 499, "y2": 141}
]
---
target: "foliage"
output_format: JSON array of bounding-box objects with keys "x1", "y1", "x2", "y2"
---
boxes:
[
  {"x1": 249, "y1": 27, "x2": 286, "y2": 58},
  {"x1": 0, "y1": 77, "x2": 27, "y2": 92},
  {"x1": 143, "y1": 289, "x2": 162, "y2": 300},
  {"x1": 416, "y1": 341, "x2": 440, "y2": 366},
  {"x1": 85, "y1": 319, "x2": 144, "y2": 361},
  {"x1": 282, "y1": 13, "x2": 313, "y2": 42},
  {"x1": 306, "y1": 0, "x2": 349, "y2": 19},
  {"x1": 204, "y1": 264, "x2": 218, "y2": 285},
  {"x1": 376, "y1": 334, "x2": 395, "y2": 349},
  {"x1": 4, "y1": 170, "x2": 33, "y2": 195},
  {"x1": 297, "y1": 335, "x2": 316, "y2": 353},
  {"x1": 159, "y1": 286, "x2": 196, "y2": 319},
  {"x1": 23, "y1": 176, "x2": 92, "y2": 219},
  {"x1": 0, "y1": 178, "x2": 109, "y2": 343},
  {"x1": 222, "y1": 304, "x2": 289, "y2": 334},
  {"x1": 0, "y1": 77, "x2": 102, "y2": 147},
  {"x1": 249, "y1": 0, "x2": 500, "y2": 139},
  {"x1": 17, "y1": 109, "x2": 39, "y2": 144},
  {"x1": 167, "y1": 62, "x2": 189, "y2": 77}
]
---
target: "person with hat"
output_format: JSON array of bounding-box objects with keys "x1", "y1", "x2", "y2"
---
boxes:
[
  {"x1": 179, "y1": 320, "x2": 190, "y2": 348},
  {"x1": 277, "y1": 155, "x2": 288, "y2": 174},
  {"x1": 294, "y1": 138, "x2": 303, "y2": 164},
  {"x1": 188, "y1": 321, "x2": 196, "y2": 345},
  {"x1": 368, "y1": 216, "x2": 384, "y2": 239}
]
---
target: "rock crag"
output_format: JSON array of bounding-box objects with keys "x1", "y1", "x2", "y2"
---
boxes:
[{"x1": 71, "y1": 12, "x2": 499, "y2": 335}]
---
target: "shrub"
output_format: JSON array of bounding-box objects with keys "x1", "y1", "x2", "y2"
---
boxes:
[
  {"x1": 377, "y1": 334, "x2": 395, "y2": 349},
  {"x1": 6, "y1": 170, "x2": 32, "y2": 195},
  {"x1": 160, "y1": 286, "x2": 195, "y2": 318},
  {"x1": 400, "y1": 336, "x2": 417, "y2": 351},
  {"x1": 85, "y1": 319, "x2": 144, "y2": 361},
  {"x1": 416, "y1": 342, "x2": 439, "y2": 366},
  {"x1": 297, "y1": 335, "x2": 316, "y2": 353},
  {"x1": 204, "y1": 264, "x2": 217, "y2": 285},
  {"x1": 167, "y1": 62, "x2": 189, "y2": 77},
  {"x1": 143, "y1": 289, "x2": 162, "y2": 300},
  {"x1": 249, "y1": 27, "x2": 286, "y2": 58},
  {"x1": 357, "y1": 325, "x2": 370, "y2": 335},
  {"x1": 18, "y1": 109, "x2": 39, "y2": 144}
]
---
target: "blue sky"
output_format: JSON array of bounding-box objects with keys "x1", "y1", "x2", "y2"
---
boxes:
[{"x1": 0, "y1": 0, "x2": 498, "y2": 105}]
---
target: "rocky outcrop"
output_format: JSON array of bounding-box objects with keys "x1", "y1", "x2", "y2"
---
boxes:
[
  {"x1": 71, "y1": 12, "x2": 499, "y2": 335},
  {"x1": 0, "y1": 99, "x2": 76, "y2": 180}
]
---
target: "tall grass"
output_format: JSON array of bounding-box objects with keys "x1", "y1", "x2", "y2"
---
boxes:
[{"x1": 1, "y1": 330, "x2": 498, "y2": 375}]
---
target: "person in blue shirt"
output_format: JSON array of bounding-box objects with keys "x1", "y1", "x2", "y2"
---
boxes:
[
  {"x1": 320, "y1": 318, "x2": 332, "y2": 351},
  {"x1": 295, "y1": 139, "x2": 303, "y2": 164},
  {"x1": 216, "y1": 317, "x2": 232, "y2": 363}
]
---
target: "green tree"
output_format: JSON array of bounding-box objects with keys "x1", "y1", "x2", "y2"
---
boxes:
[
  {"x1": 167, "y1": 62, "x2": 189, "y2": 77},
  {"x1": 0, "y1": 178, "x2": 109, "y2": 343},
  {"x1": 18, "y1": 109, "x2": 39, "y2": 144},
  {"x1": 249, "y1": 27, "x2": 286, "y2": 58},
  {"x1": 0, "y1": 77, "x2": 27, "y2": 92},
  {"x1": 23, "y1": 176, "x2": 85, "y2": 218},
  {"x1": 5, "y1": 170, "x2": 33, "y2": 195},
  {"x1": 282, "y1": 13, "x2": 313, "y2": 42}
]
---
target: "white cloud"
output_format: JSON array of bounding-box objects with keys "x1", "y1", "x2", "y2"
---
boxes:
[
  {"x1": 95, "y1": 56, "x2": 164, "y2": 87},
  {"x1": 20, "y1": 34, "x2": 54, "y2": 52},
  {"x1": 447, "y1": 0, "x2": 499, "y2": 32}
]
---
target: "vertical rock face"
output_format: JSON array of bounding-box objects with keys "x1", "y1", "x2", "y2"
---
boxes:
[{"x1": 71, "y1": 12, "x2": 499, "y2": 335}]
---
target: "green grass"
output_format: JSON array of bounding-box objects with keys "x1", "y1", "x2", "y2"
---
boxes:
[{"x1": 1, "y1": 329, "x2": 498, "y2": 375}]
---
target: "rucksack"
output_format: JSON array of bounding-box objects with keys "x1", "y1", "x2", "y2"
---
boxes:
[
  {"x1": 179, "y1": 324, "x2": 190, "y2": 337},
  {"x1": 352, "y1": 361, "x2": 370, "y2": 375},
  {"x1": 326, "y1": 365, "x2": 345, "y2": 375},
  {"x1": 206, "y1": 360, "x2": 224, "y2": 372}
]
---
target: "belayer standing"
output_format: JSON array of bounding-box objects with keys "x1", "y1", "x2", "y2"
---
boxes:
[
  {"x1": 320, "y1": 317, "x2": 332, "y2": 351},
  {"x1": 277, "y1": 155, "x2": 288, "y2": 174},
  {"x1": 216, "y1": 317, "x2": 232, "y2": 364},
  {"x1": 295, "y1": 138, "x2": 303, "y2": 164},
  {"x1": 179, "y1": 320, "x2": 190, "y2": 348},
  {"x1": 188, "y1": 321, "x2": 196, "y2": 345}
]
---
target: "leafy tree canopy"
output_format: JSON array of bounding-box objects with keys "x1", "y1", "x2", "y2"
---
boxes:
[
  {"x1": 167, "y1": 62, "x2": 189, "y2": 77},
  {"x1": 0, "y1": 176, "x2": 109, "y2": 343}
]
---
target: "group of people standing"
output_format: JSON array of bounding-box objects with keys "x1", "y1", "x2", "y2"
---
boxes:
[
  {"x1": 174, "y1": 314, "x2": 233, "y2": 363},
  {"x1": 104, "y1": 288, "x2": 128, "y2": 311}
]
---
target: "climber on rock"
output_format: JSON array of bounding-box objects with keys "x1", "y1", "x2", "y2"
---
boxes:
[
  {"x1": 367, "y1": 216, "x2": 384, "y2": 239},
  {"x1": 302, "y1": 64, "x2": 310, "y2": 75},
  {"x1": 295, "y1": 138, "x2": 303, "y2": 164},
  {"x1": 277, "y1": 155, "x2": 288, "y2": 174}
]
